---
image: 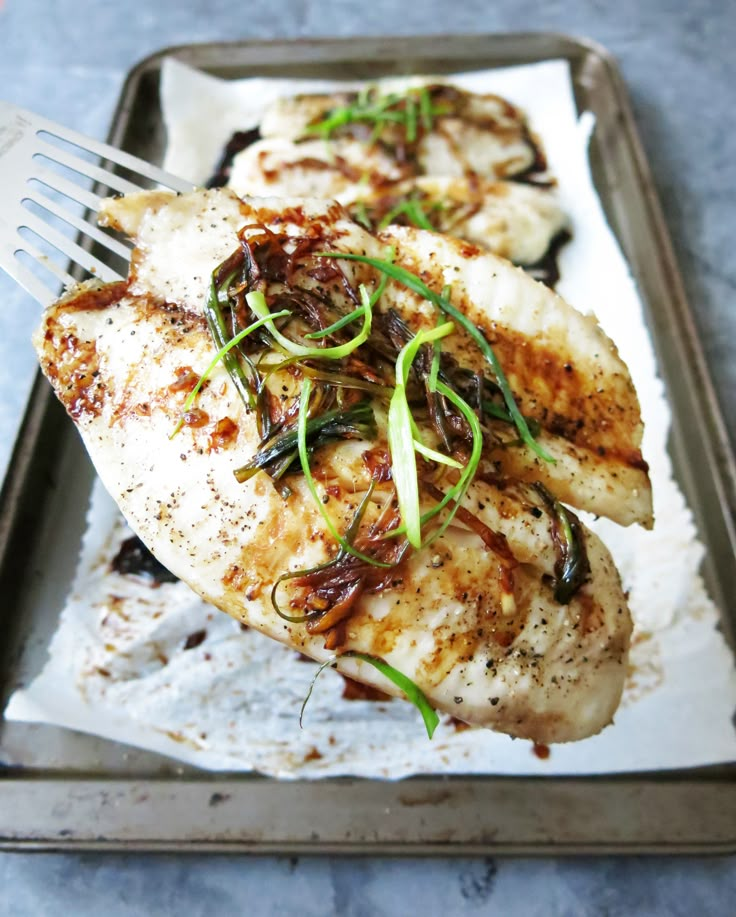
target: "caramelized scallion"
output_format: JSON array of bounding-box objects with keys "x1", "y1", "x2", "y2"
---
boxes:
[
  {"x1": 532, "y1": 483, "x2": 591, "y2": 604},
  {"x1": 314, "y1": 252, "x2": 554, "y2": 462},
  {"x1": 297, "y1": 378, "x2": 390, "y2": 567},
  {"x1": 234, "y1": 399, "x2": 376, "y2": 484},
  {"x1": 204, "y1": 279, "x2": 255, "y2": 410}
]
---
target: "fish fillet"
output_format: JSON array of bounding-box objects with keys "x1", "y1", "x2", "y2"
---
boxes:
[
  {"x1": 34, "y1": 188, "x2": 650, "y2": 742},
  {"x1": 351, "y1": 177, "x2": 567, "y2": 267},
  {"x1": 256, "y1": 84, "x2": 539, "y2": 179},
  {"x1": 226, "y1": 84, "x2": 565, "y2": 270}
]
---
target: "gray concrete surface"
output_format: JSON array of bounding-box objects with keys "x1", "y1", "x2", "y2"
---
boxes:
[{"x1": 0, "y1": 0, "x2": 734, "y2": 913}]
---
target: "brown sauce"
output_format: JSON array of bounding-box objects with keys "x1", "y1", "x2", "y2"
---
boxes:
[
  {"x1": 209, "y1": 416, "x2": 239, "y2": 451},
  {"x1": 111, "y1": 536, "x2": 179, "y2": 585},
  {"x1": 532, "y1": 742, "x2": 551, "y2": 760},
  {"x1": 183, "y1": 629, "x2": 207, "y2": 650},
  {"x1": 340, "y1": 675, "x2": 392, "y2": 702},
  {"x1": 523, "y1": 229, "x2": 572, "y2": 290},
  {"x1": 168, "y1": 367, "x2": 200, "y2": 394},
  {"x1": 206, "y1": 127, "x2": 262, "y2": 188},
  {"x1": 182, "y1": 408, "x2": 210, "y2": 428},
  {"x1": 42, "y1": 320, "x2": 106, "y2": 421},
  {"x1": 59, "y1": 280, "x2": 128, "y2": 311}
]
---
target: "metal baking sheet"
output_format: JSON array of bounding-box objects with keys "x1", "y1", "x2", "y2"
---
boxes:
[{"x1": 0, "y1": 32, "x2": 734, "y2": 854}]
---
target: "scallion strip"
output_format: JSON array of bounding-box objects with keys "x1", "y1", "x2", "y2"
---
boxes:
[
  {"x1": 406, "y1": 199, "x2": 435, "y2": 231},
  {"x1": 204, "y1": 273, "x2": 259, "y2": 412},
  {"x1": 303, "y1": 303, "x2": 367, "y2": 340},
  {"x1": 389, "y1": 321, "x2": 455, "y2": 548},
  {"x1": 422, "y1": 380, "x2": 483, "y2": 543},
  {"x1": 255, "y1": 356, "x2": 393, "y2": 399},
  {"x1": 405, "y1": 93, "x2": 418, "y2": 143},
  {"x1": 297, "y1": 367, "x2": 393, "y2": 398},
  {"x1": 419, "y1": 86, "x2": 433, "y2": 131},
  {"x1": 270, "y1": 481, "x2": 377, "y2": 622},
  {"x1": 384, "y1": 379, "x2": 483, "y2": 543},
  {"x1": 305, "y1": 87, "x2": 446, "y2": 146},
  {"x1": 246, "y1": 286, "x2": 372, "y2": 360},
  {"x1": 427, "y1": 290, "x2": 449, "y2": 403},
  {"x1": 300, "y1": 651, "x2": 439, "y2": 738},
  {"x1": 298, "y1": 378, "x2": 390, "y2": 567},
  {"x1": 388, "y1": 390, "x2": 420, "y2": 547},
  {"x1": 413, "y1": 440, "x2": 463, "y2": 469},
  {"x1": 378, "y1": 198, "x2": 435, "y2": 232},
  {"x1": 314, "y1": 252, "x2": 554, "y2": 462},
  {"x1": 234, "y1": 400, "x2": 375, "y2": 484}
]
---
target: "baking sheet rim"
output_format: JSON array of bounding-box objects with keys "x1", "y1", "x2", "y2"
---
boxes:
[{"x1": 1, "y1": 31, "x2": 734, "y2": 853}]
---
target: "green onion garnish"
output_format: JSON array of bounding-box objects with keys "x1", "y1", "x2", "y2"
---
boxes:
[
  {"x1": 234, "y1": 399, "x2": 376, "y2": 485},
  {"x1": 419, "y1": 86, "x2": 433, "y2": 131},
  {"x1": 428, "y1": 312, "x2": 443, "y2": 393},
  {"x1": 314, "y1": 252, "x2": 554, "y2": 463},
  {"x1": 297, "y1": 378, "x2": 390, "y2": 567},
  {"x1": 246, "y1": 288, "x2": 373, "y2": 360},
  {"x1": 170, "y1": 308, "x2": 291, "y2": 438},
  {"x1": 300, "y1": 651, "x2": 439, "y2": 739},
  {"x1": 303, "y1": 303, "x2": 367, "y2": 340},
  {"x1": 423, "y1": 380, "x2": 483, "y2": 543},
  {"x1": 383, "y1": 378, "x2": 484, "y2": 545},
  {"x1": 377, "y1": 197, "x2": 436, "y2": 232},
  {"x1": 412, "y1": 441, "x2": 463, "y2": 469},
  {"x1": 204, "y1": 271, "x2": 259, "y2": 411},
  {"x1": 270, "y1": 482, "x2": 378, "y2": 622},
  {"x1": 305, "y1": 87, "x2": 449, "y2": 144},
  {"x1": 389, "y1": 321, "x2": 455, "y2": 548},
  {"x1": 405, "y1": 93, "x2": 418, "y2": 143},
  {"x1": 352, "y1": 200, "x2": 371, "y2": 229}
]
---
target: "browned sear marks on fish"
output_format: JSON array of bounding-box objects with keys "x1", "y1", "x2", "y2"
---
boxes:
[{"x1": 41, "y1": 317, "x2": 105, "y2": 420}]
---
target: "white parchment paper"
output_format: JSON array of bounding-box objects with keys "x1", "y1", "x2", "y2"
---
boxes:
[{"x1": 6, "y1": 58, "x2": 736, "y2": 777}]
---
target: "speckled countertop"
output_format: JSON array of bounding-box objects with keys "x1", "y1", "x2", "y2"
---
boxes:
[{"x1": 1, "y1": 1, "x2": 734, "y2": 913}]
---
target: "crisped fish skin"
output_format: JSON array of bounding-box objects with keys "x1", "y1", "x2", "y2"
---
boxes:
[{"x1": 35, "y1": 189, "x2": 646, "y2": 742}]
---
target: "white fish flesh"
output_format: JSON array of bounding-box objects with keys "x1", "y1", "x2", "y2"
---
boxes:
[{"x1": 33, "y1": 189, "x2": 652, "y2": 742}]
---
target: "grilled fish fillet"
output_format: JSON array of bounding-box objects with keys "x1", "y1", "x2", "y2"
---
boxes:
[
  {"x1": 226, "y1": 84, "x2": 564, "y2": 268},
  {"x1": 229, "y1": 150, "x2": 565, "y2": 266},
  {"x1": 351, "y1": 177, "x2": 567, "y2": 267},
  {"x1": 228, "y1": 135, "x2": 407, "y2": 204},
  {"x1": 256, "y1": 84, "x2": 539, "y2": 180},
  {"x1": 34, "y1": 188, "x2": 649, "y2": 742}
]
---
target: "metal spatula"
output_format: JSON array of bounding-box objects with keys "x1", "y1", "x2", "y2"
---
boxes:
[{"x1": 0, "y1": 100, "x2": 193, "y2": 306}]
